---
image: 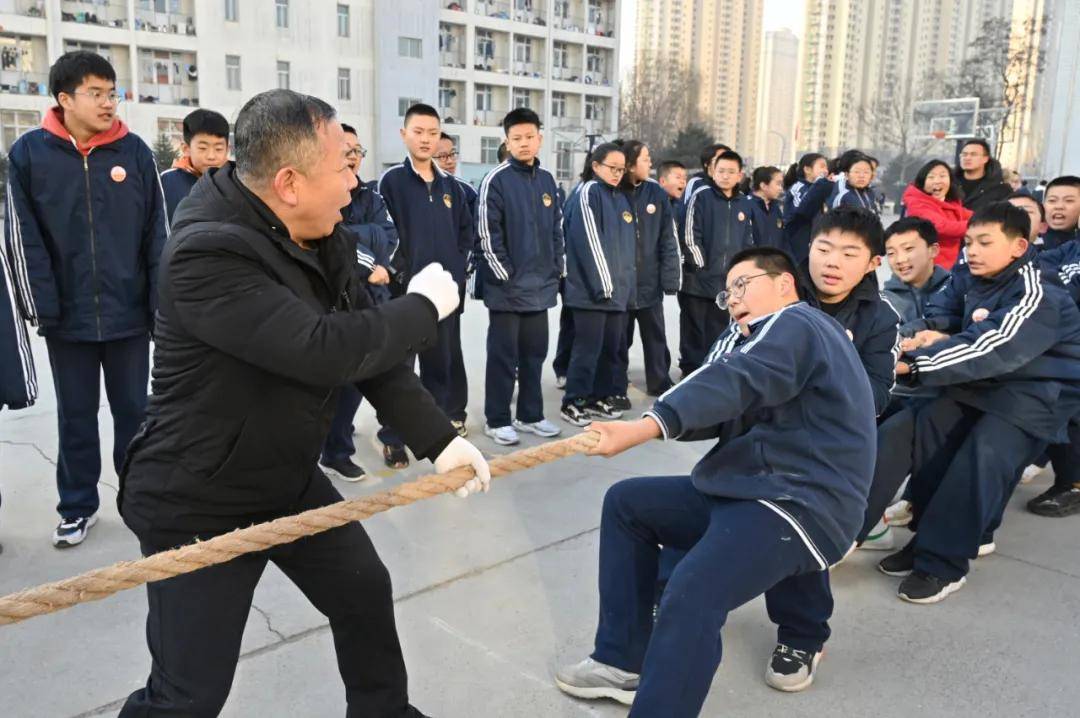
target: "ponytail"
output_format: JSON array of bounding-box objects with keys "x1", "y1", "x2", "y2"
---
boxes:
[
  {"x1": 784, "y1": 153, "x2": 826, "y2": 189},
  {"x1": 783, "y1": 162, "x2": 801, "y2": 189}
]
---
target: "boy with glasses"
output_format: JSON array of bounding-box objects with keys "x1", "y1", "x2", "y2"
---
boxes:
[{"x1": 3, "y1": 51, "x2": 168, "y2": 547}]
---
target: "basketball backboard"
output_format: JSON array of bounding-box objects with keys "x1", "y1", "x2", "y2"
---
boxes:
[{"x1": 911, "y1": 97, "x2": 980, "y2": 140}]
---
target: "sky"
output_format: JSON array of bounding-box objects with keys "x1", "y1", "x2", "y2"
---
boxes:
[{"x1": 618, "y1": 0, "x2": 807, "y2": 78}]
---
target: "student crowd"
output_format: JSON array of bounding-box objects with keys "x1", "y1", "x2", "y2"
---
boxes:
[{"x1": 1, "y1": 50, "x2": 1079, "y2": 718}]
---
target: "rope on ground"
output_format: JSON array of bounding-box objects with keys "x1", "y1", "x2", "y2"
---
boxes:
[{"x1": 0, "y1": 430, "x2": 600, "y2": 627}]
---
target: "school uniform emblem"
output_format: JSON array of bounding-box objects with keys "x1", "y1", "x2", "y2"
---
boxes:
[
  {"x1": 646, "y1": 203, "x2": 656, "y2": 214},
  {"x1": 776, "y1": 218, "x2": 783, "y2": 228},
  {"x1": 622, "y1": 211, "x2": 633, "y2": 223},
  {"x1": 443, "y1": 193, "x2": 452, "y2": 209},
  {"x1": 110, "y1": 165, "x2": 127, "y2": 183},
  {"x1": 542, "y1": 193, "x2": 553, "y2": 207},
  {"x1": 737, "y1": 211, "x2": 746, "y2": 222},
  {"x1": 972, "y1": 308, "x2": 990, "y2": 322}
]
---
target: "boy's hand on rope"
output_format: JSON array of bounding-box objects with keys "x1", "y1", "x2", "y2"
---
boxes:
[
  {"x1": 434, "y1": 437, "x2": 491, "y2": 497},
  {"x1": 587, "y1": 418, "x2": 663, "y2": 458}
]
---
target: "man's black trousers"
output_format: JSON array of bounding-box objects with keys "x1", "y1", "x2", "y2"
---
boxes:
[{"x1": 676, "y1": 293, "x2": 727, "y2": 376}]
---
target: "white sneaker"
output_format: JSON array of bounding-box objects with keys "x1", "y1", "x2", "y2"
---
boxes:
[
  {"x1": 52, "y1": 513, "x2": 99, "y2": 548},
  {"x1": 1020, "y1": 464, "x2": 1044, "y2": 484},
  {"x1": 858, "y1": 522, "x2": 896, "y2": 551},
  {"x1": 884, "y1": 499, "x2": 912, "y2": 527},
  {"x1": 512, "y1": 418, "x2": 562, "y2": 438},
  {"x1": 483, "y1": 423, "x2": 520, "y2": 446},
  {"x1": 978, "y1": 541, "x2": 996, "y2": 557},
  {"x1": 554, "y1": 657, "x2": 638, "y2": 705},
  {"x1": 555, "y1": 375, "x2": 567, "y2": 389}
]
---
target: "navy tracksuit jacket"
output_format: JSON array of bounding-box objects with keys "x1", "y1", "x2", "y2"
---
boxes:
[
  {"x1": 783, "y1": 177, "x2": 833, "y2": 264},
  {"x1": 0, "y1": 251, "x2": 36, "y2": 410},
  {"x1": 681, "y1": 186, "x2": 754, "y2": 299},
  {"x1": 1038, "y1": 226, "x2": 1078, "y2": 252},
  {"x1": 160, "y1": 167, "x2": 198, "y2": 225},
  {"x1": 747, "y1": 194, "x2": 785, "y2": 249}
]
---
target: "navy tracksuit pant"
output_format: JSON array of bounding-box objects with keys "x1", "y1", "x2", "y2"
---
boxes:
[
  {"x1": 563, "y1": 309, "x2": 625, "y2": 406},
  {"x1": 907, "y1": 397, "x2": 1045, "y2": 581},
  {"x1": 552, "y1": 304, "x2": 573, "y2": 379},
  {"x1": 46, "y1": 335, "x2": 149, "y2": 520},
  {"x1": 1045, "y1": 422, "x2": 1080, "y2": 489},
  {"x1": 616, "y1": 304, "x2": 674, "y2": 396},
  {"x1": 593, "y1": 476, "x2": 830, "y2": 718},
  {"x1": 677, "y1": 293, "x2": 728, "y2": 376},
  {"x1": 322, "y1": 385, "x2": 364, "y2": 464},
  {"x1": 484, "y1": 310, "x2": 549, "y2": 428},
  {"x1": 857, "y1": 397, "x2": 923, "y2": 542}
]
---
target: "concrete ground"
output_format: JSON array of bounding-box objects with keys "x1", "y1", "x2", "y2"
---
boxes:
[{"x1": 2, "y1": 296, "x2": 1078, "y2": 718}]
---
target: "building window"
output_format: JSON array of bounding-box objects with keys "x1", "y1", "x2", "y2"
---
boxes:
[
  {"x1": 551, "y1": 92, "x2": 566, "y2": 117},
  {"x1": 277, "y1": 61, "x2": 290, "y2": 90},
  {"x1": 475, "y1": 84, "x2": 493, "y2": 112},
  {"x1": 275, "y1": 0, "x2": 288, "y2": 29},
  {"x1": 585, "y1": 95, "x2": 603, "y2": 121},
  {"x1": 337, "y1": 68, "x2": 351, "y2": 101},
  {"x1": 337, "y1": 4, "x2": 349, "y2": 37},
  {"x1": 225, "y1": 55, "x2": 241, "y2": 90},
  {"x1": 438, "y1": 80, "x2": 456, "y2": 110},
  {"x1": 1, "y1": 109, "x2": 41, "y2": 151},
  {"x1": 586, "y1": 48, "x2": 603, "y2": 73},
  {"x1": 553, "y1": 42, "x2": 568, "y2": 68},
  {"x1": 514, "y1": 37, "x2": 532, "y2": 63},
  {"x1": 224, "y1": 0, "x2": 238, "y2": 22},
  {"x1": 398, "y1": 37, "x2": 422, "y2": 59},
  {"x1": 476, "y1": 29, "x2": 493, "y2": 67},
  {"x1": 513, "y1": 88, "x2": 530, "y2": 109},
  {"x1": 555, "y1": 140, "x2": 573, "y2": 181},
  {"x1": 481, "y1": 136, "x2": 501, "y2": 164},
  {"x1": 398, "y1": 97, "x2": 422, "y2": 116}
]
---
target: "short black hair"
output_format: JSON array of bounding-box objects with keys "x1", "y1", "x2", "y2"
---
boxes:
[
  {"x1": 960, "y1": 138, "x2": 992, "y2": 156},
  {"x1": 727, "y1": 246, "x2": 797, "y2": 280},
  {"x1": 811, "y1": 205, "x2": 885, "y2": 255},
  {"x1": 234, "y1": 89, "x2": 337, "y2": 188},
  {"x1": 913, "y1": 159, "x2": 959, "y2": 202},
  {"x1": 403, "y1": 103, "x2": 440, "y2": 126},
  {"x1": 1046, "y1": 175, "x2": 1080, "y2": 192},
  {"x1": 658, "y1": 160, "x2": 685, "y2": 178},
  {"x1": 700, "y1": 142, "x2": 730, "y2": 170},
  {"x1": 502, "y1": 107, "x2": 541, "y2": 134},
  {"x1": 751, "y1": 165, "x2": 782, "y2": 191},
  {"x1": 1008, "y1": 191, "x2": 1046, "y2": 222},
  {"x1": 439, "y1": 131, "x2": 455, "y2": 142},
  {"x1": 182, "y1": 109, "x2": 229, "y2": 144},
  {"x1": 340, "y1": 122, "x2": 358, "y2": 137},
  {"x1": 713, "y1": 149, "x2": 743, "y2": 170},
  {"x1": 49, "y1": 51, "x2": 116, "y2": 102},
  {"x1": 497, "y1": 141, "x2": 509, "y2": 162},
  {"x1": 969, "y1": 201, "x2": 1031, "y2": 241},
  {"x1": 884, "y1": 216, "x2": 938, "y2": 246}
]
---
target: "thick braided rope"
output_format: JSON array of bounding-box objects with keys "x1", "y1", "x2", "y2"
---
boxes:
[{"x1": 0, "y1": 431, "x2": 600, "y2": 627}]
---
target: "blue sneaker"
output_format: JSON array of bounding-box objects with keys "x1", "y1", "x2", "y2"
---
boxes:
[{"x1": 52, "y1": 513, "x2": 98, "y2": 548}]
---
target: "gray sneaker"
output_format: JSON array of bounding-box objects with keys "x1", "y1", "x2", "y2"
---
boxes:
[
  {"x1": 483, "y1": 423, "x2": 520, "y2": 446},
  {"x1": 554, "y1": 657, "x2": 638, "y2": 706},
  {"x1": 512, "y1": 418, "x2": 562, "y2": 438}
]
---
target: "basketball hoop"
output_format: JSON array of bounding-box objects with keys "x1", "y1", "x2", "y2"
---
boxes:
[{"x1": 931, "y1": 130, "x2": 947, "y2": 140}]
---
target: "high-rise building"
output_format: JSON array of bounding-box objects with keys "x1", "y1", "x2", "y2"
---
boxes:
[
  {"x1": 755, "y1": 28, "x2": 798, "y2": 165},
  {"x1": 0, "y1": 0, "x2": 397, "y2": 176},
  {"x1": 795, "y1": 0, "x2": 1014, "y2": 157},
  {"x1": 436, "y1": 0, "x2": 622, "y2": 188},
  {"x1": 632, "y1": 0, "x2": 763, "y2": 159}
]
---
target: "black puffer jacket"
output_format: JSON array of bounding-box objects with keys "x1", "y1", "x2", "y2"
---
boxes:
[{"x1": 118, "y1": 163, "x2": 456, "y2": 546}]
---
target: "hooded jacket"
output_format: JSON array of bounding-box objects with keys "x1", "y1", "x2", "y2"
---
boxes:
[
  {"x1": 955, "y1": 162, "x2": 1012, "y2": 212},
  {"x1": 118, "y1": 163, "x2": 456, "y2": 546},
  {"x1": 645, "y1": 302, "x2": 877, "y2": 567},
  {"x1": 4, "y1": 107, "x2": 169, "y2": 342},
  {"x1": 906, "y1": 247, "x2": 1080, "y2": 443},
  {"x1": 625, "y1": 178, "x2": 681, "y2": 309},
  {"x1": 681, "y1": 186, "x2": 755, "y2": 299},
  {"x1": 476, "y1": 157, "x2": 564, "y2": 312},
  {"x1": 901, "y1": 184, "x2": 972, "y2": 270},
  {"x1": 0, "y1": 249, "x2": 36, "y2": 409},
  {"x1": 563, "y1": 179, "x2": 636, "y2": 311},
  {"x1": 748, "y1": 193, "x2": 785, "y2": 249},
  {"x1": 782, "y1": 176, "x2": 833, "y2": 264}
]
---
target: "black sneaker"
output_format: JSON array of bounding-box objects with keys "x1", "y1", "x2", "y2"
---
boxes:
[
  {"x1": 451, "y1": 419, "x2": 468, "y2": 438},
  {"x1": 560, "y1": 400, "x2": 592, "y2": 427},
  {"x1": 1028, "y1": 485, "x2": 1080, "y2": 517},
  {"x1": 878, "y1": 541, "x2": 915, "y2": 577},
  {"x1": 52, "y1": 513, "x2": 98, "y2": 548},
  {"x1": 764, "y1": 644, "x2": 821, "y2": 692},
  {"x1": 383, "y1": 443, "x2": 409, "y2": 470},
  {"x1": 587, "y1": 399, "x2": 624, "y2": 420},
  {"x1": 606, "y1": 395, "x2": 632, "y2": 412},
  {"x1": 898, "y1": 570, "x2": 966, "y2": 604},
  {"x1": 320, "y1": 456, "x2": 367, "y2": 482}
]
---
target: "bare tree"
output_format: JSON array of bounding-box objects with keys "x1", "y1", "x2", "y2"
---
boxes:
[
  {"x1": 618, "y1": 53, "x2": 700, "y2": 151},
  {"x1": 944, "y1": 16, "x2": 1048, "y2": 155}
]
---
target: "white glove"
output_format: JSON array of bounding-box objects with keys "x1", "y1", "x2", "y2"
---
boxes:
[
  {"x1": 407, "y1": 262, "x2": 460, "y2": 320},
  {"x1": 434, "y1": 436, "x2": 491, "y2": 498}
]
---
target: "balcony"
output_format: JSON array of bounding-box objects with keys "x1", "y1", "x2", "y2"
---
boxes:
[
  {"x1": 439, "y1": 80, "x2": 466, "y2": 124},
  {"x1": 0, "y1": 70, "x2": 48, "y2": 97},
  {"x1": 61, "y1": 0, "x2": 127, "y2": 29},
  {"x1": 439, "y1": 23, "x2": 466, "y2": 68},
  {"x1": 474, "y1": 0, "x2": 511, "y2": 20},
  {"x1": 473, "y1": 108, "x2": 509, "y2": 127},
  {"x1": 473, "y1": 53, "x2": 510, "y2": 75},
  {"x1": 134, "y1": 1, "x2": 196, "y2": 36},
  {"x1": 0, "y1": 0, "x2": 45, "y2": 18},
  {"x1": 512, "y1": 59, "x2": 544, "y2": 79},
  {"x1": 554, "y1": 11, "x2": 615, "y2": 38},
  {"x1": 138, "y1": 82, "x2": 198, "y2": 106}
]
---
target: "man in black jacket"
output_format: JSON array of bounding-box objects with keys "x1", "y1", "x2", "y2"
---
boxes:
[
  {"x1": 954, "y1": 139, "x2": 1012, "y2": 212},
  {"x1": 117, "y1": 90, "x2": 489, "y2": 717}
]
